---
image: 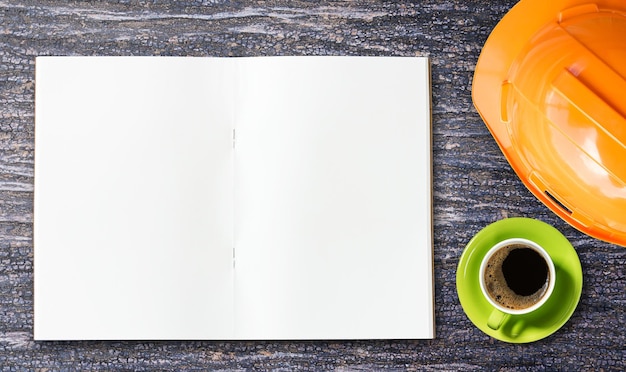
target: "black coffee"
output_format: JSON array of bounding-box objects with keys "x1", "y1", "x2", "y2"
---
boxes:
[
  {"x1": 484, "y1": 244, "x2": 550, "y2": 310},
  {"x1": 502, "y1": 248, "x2": 548, "y2": 296}
]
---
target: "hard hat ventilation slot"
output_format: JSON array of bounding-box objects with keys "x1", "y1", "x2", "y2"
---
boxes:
[{"x1": 544, "y1": 191, "x2": 572, "y2": 215}]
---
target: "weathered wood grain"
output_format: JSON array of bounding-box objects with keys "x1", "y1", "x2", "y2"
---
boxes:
[{"x1": 0, "y1": 0, "x2": 624, "y2": 369}]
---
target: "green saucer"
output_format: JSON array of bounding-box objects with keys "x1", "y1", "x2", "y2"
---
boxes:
[{"x1": 456, "y1": 218, "x2": 582, "y2": 343}]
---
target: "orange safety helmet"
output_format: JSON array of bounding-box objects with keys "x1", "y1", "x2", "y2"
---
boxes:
[{"x1": 472, "y1": 0, "x2": 626, "y2": 247}]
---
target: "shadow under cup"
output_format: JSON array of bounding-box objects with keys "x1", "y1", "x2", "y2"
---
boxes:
[{"x1": 479, "y1": 238, "x2": 556, "y2": 330}]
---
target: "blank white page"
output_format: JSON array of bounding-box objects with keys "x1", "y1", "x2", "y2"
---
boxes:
[
  {"x1": 34, "y1": 57, "x2": 235, "y2": 340},
  {"x1": 233, "y1": 57, "x2": 433, "y2": 339}
]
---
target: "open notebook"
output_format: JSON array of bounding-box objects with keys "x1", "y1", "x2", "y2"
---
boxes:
[{"x1": 33, "y1": 56, "x2": 433, "y2": 340}]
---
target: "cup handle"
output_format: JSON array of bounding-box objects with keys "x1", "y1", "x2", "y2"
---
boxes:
[{"x1": 487, "y1": 308, "x2": 508, "y2": 330}]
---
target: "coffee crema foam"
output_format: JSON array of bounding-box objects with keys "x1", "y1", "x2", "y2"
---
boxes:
[{"x1": 484, "y1": 244, "x2": 549, "y2": 310}]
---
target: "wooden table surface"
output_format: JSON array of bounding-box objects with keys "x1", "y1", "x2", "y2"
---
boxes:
[{"x1": 1, "y1": 0, "x2": 624, "y2": 370}]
